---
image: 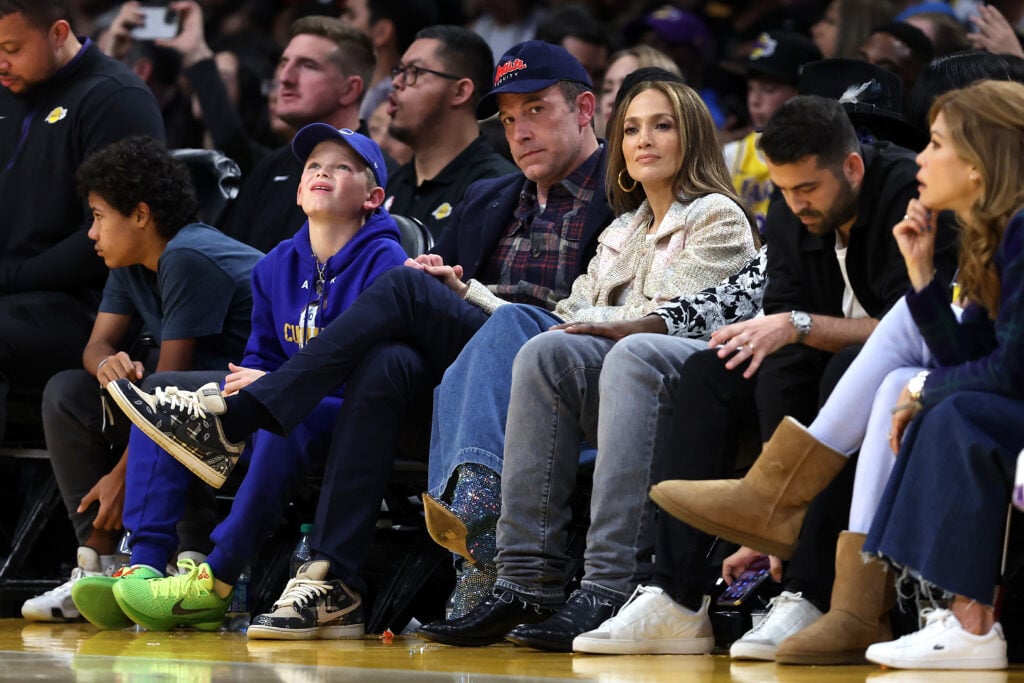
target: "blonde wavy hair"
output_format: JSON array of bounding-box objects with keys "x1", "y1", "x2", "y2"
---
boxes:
[
  {"x1": 605, "y1": 80, "x2": 757, "y2": 244},
  {"x1": 930, "y1": 80, "x2": 1024, "y2": 317}
]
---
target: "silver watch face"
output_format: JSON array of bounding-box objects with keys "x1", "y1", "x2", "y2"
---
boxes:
[{"x1": 793, "y1": 311, "x2": 811, "y2": 328}]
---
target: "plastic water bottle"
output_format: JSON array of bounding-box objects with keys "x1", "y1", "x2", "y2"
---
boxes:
[
  {"x1": 223, "y1": 565, "x2": 251, "y2": 632},
  {"x1": 290, "y1": 523, "x2": 313, "y2": 576}
]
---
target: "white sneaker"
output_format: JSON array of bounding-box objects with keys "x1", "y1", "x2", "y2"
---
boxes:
[
  {"x1": 21, "y1": 547, "x2": 115, "y2": 622},
  {"x1": 572, "y1": 585, "x2": 714, "y2": 655},
  {"x1": 729, "y1": 590, "x2": 822, "y2": 661},
  {"x1": 865, "y1": 608, "x2": 1007, "y2": 670}
]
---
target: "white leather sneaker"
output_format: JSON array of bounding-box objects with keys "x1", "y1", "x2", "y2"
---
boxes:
[
  {"x1": 866, "y1": 608, "x2": 1007, "y2": 670},
  {"x1": 572, "y1": 585, "x2": 714, "y2": 655},
  {"x1": 21, "y1": 547, "x2": 115, "y2": 622},
  {"x1": 729, "y1": 590, "x2": 822, "y2": 661}
]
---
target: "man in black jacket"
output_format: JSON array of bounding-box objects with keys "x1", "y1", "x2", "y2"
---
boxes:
[
  {"x1": 0, "y1": 0, "x2": 164, "y2": 441},
  {"x1": 643, "y1": 94, "x2": 957, "y2": 661}
]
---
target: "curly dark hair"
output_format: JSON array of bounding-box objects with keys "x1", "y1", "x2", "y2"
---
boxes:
[{"x1": 77, "y1": 136, "x2": 198, "y2": 240}]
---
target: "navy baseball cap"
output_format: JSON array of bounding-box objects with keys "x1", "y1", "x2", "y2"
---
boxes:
[
  {"x1": 291, "y1": 124, "x2": 388, "y2": 188},
  {"x1": 477, "y1": 40, "x2": 592, "y2": 119}
]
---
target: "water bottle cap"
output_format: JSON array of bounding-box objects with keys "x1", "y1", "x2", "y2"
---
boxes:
[{"x1": 300, "y1": 523, "x2": 313, "y2": 533}]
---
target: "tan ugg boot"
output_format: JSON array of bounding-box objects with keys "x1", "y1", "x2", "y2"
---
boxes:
[
  {"x1": 775, "y1": 531, "x2": 895, "y2": 665},
  {"x1": 648, "y1": 417, "x2": 846, "y2": 559}
]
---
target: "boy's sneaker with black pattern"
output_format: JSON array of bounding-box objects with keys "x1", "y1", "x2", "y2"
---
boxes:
[
  {"x1": 105, "y1": 379, "x2": 243, "y2": 488},
  {"x1": 247, "y1": 560, "x2": 365, "y2": 640}
]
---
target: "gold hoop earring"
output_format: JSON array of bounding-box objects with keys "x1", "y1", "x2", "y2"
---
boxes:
[{"x1": 617, "y1": 169, "x2": 637, "y2": 193}]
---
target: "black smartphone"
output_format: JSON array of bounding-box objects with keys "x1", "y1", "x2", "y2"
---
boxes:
[{"x1": 716, "y1": 568, "x2": 770, "y2": 606}]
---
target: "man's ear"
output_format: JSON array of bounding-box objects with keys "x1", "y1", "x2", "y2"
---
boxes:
[
  {"x1": 338, "y1": 74, "x2": 364, "y2": 108},
  {"x1": 50, "y1": 19, "x2": 72, "y2": 50},
  {"x1": 843, "y1": 152, "x2": 865, "y2": 189},
  {"x1": 576, "y1": 90, "x2": 597, "y2": 129},
  {"x1": 134, "y1": 202, "x2": 151, "y2": 227},
  {"x1": 450, "y1": 78, "x2": 474, "y2": 109},
  {"x1": 363, "y1": 186, "x2": 386, "y2": 211}
]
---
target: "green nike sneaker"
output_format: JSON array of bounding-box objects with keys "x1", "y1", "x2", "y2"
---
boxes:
[
  {"x1": 72, "y1": 564, "x2": 163, "y2": 630},
  {"x1": 112, "y1": 560, "x2": 232, "y2": 631}
]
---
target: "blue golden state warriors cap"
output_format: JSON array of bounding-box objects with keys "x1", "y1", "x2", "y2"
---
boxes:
[
  {"x1": 291, "y1": 124, "x2": 388, "y2": 188},
  {"x1": 476, "y1": 40, "x2": 592, "y2": 120}
]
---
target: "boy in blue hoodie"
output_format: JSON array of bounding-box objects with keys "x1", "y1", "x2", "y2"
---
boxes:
[{"x1": 71, "y1": 127, "x2": 407, "y2": 633}]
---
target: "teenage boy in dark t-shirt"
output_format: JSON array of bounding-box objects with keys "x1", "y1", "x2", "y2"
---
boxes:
[{"x1": 21, "y1": 136, "x2": 262, "y2": 623}]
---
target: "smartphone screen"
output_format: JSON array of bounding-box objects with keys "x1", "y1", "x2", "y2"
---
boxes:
[
  {"x1": 716, "y1": 568, "x2": 770, "y2": 606},
  {"x1": 131, "y1": 6, "x2": 179, "y2": 41}
]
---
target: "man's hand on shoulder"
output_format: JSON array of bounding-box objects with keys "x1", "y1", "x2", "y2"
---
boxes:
[{"x1": 709, "y1": 313, "x2": 796, "y2": 378}]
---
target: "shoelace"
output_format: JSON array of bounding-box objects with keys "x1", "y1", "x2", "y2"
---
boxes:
[
  {"x1": 153, "y1": 387, "x2": 207, "y2": 419},
  {"x1": 153, "y1": 559, "x2": 210, "y2": 600},
  {"x1": 917, "y1": 607, "x2": 954, "y2": 631},
  {"x1": 594, "y1": 585, "x2": 657, "y2": 628},
  {"x1": 745, "y1": 591, "x2": 804, "y2": 636},
  {"x1": 273, "y1": 577, "x2": 332, "y2": 609}
]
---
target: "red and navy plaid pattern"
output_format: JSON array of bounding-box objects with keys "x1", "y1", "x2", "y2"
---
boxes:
[{"x1": 478, "y1": 148, "x2": 604, "y2": 310}]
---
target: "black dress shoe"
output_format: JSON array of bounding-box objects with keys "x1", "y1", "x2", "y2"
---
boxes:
[
  {"x1": 505, "y1": 589, "x2": 621, "y2": 652},
  {"x1": 417, "y1": 589, "x2": 556, "y2": 647}
]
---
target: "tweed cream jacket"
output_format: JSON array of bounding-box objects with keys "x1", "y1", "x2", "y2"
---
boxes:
[{"x1": 550, "y1": 192, "x2": 756, "y2": 322}]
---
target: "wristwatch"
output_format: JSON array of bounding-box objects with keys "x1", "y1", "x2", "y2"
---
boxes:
[
  {"x1": 790, "y1": 310, "x2": 812, "y2": 343},
  {"x1": 907, "y1": 370, "x2": 930, "y2": 402}
]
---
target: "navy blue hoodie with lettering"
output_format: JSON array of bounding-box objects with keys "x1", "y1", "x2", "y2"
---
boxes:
[{"x1": 239, "y1": 208, "x2": 406, "y2": 425}]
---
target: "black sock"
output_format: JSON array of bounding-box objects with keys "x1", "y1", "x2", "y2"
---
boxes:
[{"x1": 220, "y1": 390, "x2": 275, "y2": 443}]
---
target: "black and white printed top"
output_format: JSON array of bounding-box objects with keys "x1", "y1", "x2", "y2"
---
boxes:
[{"x1": 652, "y1": 245, "x2": 767, "y2": 338}]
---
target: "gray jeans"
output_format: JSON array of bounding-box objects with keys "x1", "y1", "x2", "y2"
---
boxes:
[{"x1": 494, "y1": 331, "x2": 706, "y2": 603}]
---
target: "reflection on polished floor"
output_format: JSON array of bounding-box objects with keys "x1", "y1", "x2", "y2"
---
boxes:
[{"x1": 2, "y1": 619, "x2": 1023, "y2": 682}]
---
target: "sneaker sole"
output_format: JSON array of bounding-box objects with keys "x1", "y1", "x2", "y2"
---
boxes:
[
  {"x1": 247, "y1": 623, "x2": 365, "y2": 640},
  {"x1": 729, "y1": 641, "x2": 777, "y2": 660},
  {"x1": 573, "y1": 635, "x2": 714, "y2": 655},
  {"x1": 71, "y1": 580, "x2": 132, "y2": 630},
  {"x1": 113, "y1": 588, "x2": 224, "y2": 632},
  {"x1": 20, "y1": 605, "x2": 79, "y2": 622},
  {"x1": 648, "y1": 486, "x2": 794, "y2": 559},
  {"x1": 867, "y1": 651, "x2": 1008, "y2": 670},
  {"x1": 106, "y1": 381, "x2": 230, "y2": 489}
]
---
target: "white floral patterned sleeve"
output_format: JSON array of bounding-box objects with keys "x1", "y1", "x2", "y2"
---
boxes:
[{"x1": 652, "y1": 245, "x2": 767, "y2": 339}]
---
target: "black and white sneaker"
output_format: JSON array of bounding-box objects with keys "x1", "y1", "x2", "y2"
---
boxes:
[
  {"x1": 105, "y1": 379, "x2": 243, "y2": 488},
  {"x1": 247, "y1": 560, "x2": 365, "y2": 640}
]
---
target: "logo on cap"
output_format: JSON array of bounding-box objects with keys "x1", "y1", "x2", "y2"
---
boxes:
[
  {"x1": 750, "y1": 33, "x2": 777, "y2": 60},
  {"x1": 494, "y1": 58, "x2": 527, "y2": 86}
]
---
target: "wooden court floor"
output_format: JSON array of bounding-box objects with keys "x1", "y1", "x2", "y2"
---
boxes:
[{"x1": 2, "y1": 619, "x2": 1024, "y2": 682}]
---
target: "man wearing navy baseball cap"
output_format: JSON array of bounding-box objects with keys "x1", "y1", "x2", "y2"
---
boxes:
[{"x1": 103, "y1": 40, "x2": 613, "y2": 640}]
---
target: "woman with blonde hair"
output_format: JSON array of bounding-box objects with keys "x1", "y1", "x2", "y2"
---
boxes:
[
  {"x1": 653, "y1": 79, "x2": 1024, "y2": 669},
  {"x1": 418, "y1": 77, "x2": 759, "y2": 648}
]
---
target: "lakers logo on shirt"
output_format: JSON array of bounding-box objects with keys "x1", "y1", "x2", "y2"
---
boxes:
[
  {"x1": 432, "y1": 202, "x2": 452, "y2": 221},
  {"x1": 45, "y1": 107, "x2": 68, "y2": 124}
]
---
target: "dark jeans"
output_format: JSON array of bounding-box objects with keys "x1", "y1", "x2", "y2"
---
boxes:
[{"x1": 242, "y1": 267, "x2": 490, "y2": 591}]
